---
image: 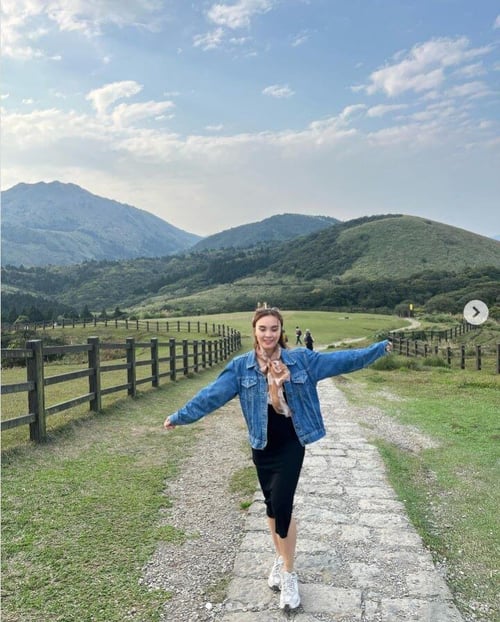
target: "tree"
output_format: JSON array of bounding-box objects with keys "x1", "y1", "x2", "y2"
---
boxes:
[{"x1": 81, "y1": 304, "x2": 93, "y2": 320}]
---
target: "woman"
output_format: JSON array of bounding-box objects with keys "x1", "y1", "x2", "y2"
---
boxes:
[
  {"x1": 304, "y1": 329, "x2": 314, "y2": 350},
  {"x1": 163, "y1": 307, "x2": 391, "y2": 611}
]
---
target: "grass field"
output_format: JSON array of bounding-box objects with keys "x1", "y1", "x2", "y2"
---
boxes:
[{"x1": 2, "y1": 311, "x2": 499, "y2": 621}]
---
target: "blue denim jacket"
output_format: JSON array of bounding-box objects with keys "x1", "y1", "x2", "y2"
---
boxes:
[{"x1": 168, "y1": 340, "x2": 389, "y2": 449}]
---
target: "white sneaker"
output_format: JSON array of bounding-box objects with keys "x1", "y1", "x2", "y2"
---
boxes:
[
  {"x1": 279, "y1": 571, "x2": 300, "y2": 609},
  {"x1": 267, "y1": 555, "x2": 283, "y2": 590}
]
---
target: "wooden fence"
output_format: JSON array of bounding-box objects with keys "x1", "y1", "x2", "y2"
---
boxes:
[
  {"x1": 390, "y1": 337, "x2": 500, "y2": 373},
  {"x1": 390, "y1": 321, "x2": 477, "y2": 342},
  {"x1": 1, "y1": 330, "x2": 241, "y2": 443},
  {"x1": 3, "y1": 317, "x2": 236, "y2": 337}
]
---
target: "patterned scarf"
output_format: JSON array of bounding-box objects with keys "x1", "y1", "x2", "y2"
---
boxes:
[{"x1": 256, "y1": 346, "x2": 291, "y2": 417}]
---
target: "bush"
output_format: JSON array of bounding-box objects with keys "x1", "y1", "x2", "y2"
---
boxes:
[
  {"x1": 422, "y1": 356, "x2": 449, "y2": 368},
  {"x1": 371, "y1": 354, "x2": 400, "y2": 370}
]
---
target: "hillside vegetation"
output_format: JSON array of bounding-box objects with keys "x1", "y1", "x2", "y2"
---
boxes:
[
  {"x1": 2, "y1": 214, "x2": 499, "y2": 322},
  {"x1": 1, "y1": 181, "x2": 201, "y2": 266},
  {"x1": 191, "y1": 213, "x2": 339, "y2": 251}
]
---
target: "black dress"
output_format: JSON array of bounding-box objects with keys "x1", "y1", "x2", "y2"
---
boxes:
[{"x1": 252, "y1": 404, "x2": 305, "y2": 538}]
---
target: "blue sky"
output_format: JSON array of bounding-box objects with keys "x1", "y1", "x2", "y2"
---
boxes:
[{"x1": 2, "y1": 0, "x2": 500, "y2": 238}]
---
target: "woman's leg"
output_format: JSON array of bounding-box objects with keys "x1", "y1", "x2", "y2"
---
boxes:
[
  {"x1": 276, "y1": 516, "x2": 297, "y2": 572},
  {"x1": 267, "y1": 517, "x2": 281, "y2": 555}
]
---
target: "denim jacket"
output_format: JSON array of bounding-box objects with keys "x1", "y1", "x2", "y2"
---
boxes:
[{"x1": 168, "y1": 340, "x2": 389, "y2": 449}]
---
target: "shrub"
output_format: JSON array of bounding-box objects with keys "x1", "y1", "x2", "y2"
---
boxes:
[{"x1": 422, "y1": 356, "x2": 449, "y2": 368}]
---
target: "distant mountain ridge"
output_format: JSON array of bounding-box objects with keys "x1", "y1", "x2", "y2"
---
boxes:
[
  {"x1": 1, "y1": 181, "x2": 202, "y2": 266},
  {"x1": 192, "y1": 213, "x2": 340, "y2": 250},
  {"x1": 1, "y1": 181, "x2": 342, "y2": 267}
]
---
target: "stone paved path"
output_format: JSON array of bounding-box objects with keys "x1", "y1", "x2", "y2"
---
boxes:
[{"x1": 218, "y1": 379, "x2": 464, "y2": 621}]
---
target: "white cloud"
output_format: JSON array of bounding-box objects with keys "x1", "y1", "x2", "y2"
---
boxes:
[
  {"x1": 111, "y1": 101, "x2": 175, "y2": 127},
  {"x1": 86, "y1": 81, "x2": 143, "y2": 117},
  {"x1": 262, "y1": 84, "x2": 295, "y2": 98},
  {"x1": 292, "y1": 31, "x2": 309, "y2": 47},
  {"x1": 446, "y1": 81, "x2": 491, "y2": 99},
  {"x1": 494, "y1": 15, "x2": 500, "y2": 29},
  {"x1": 365, "y1": 37, "x2": 492, "y2": 97},
  {"x1": 454, "y1": 62, "x2": 486, "y2": 79},
  {"x1": 193, "y1": 28, "x2": 225, "y2": 50},
  {"x1": 366, "y1": 104, "x2": 408, "y2": 118},
  {"x1": 207, "y1": 0, "x2": 274, "y2": 30},
  {"x1": 0, "y1": 0, "x2": 165, "y2": 59}
]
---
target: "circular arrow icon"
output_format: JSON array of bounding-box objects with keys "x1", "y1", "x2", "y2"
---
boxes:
[{"x1": 463, "y1": 300, "x2": 489, "y2": 325}]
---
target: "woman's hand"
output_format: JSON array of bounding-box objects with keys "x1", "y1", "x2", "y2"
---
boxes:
[{"x1": 163, "y1": 416, "x2": 176, "y2": 430}]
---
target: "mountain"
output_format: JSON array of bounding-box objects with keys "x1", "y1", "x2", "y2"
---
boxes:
[
  {"x1": 191, "y1": 213, "x2": 340, "y2": 251},
  {"x1": 1, "y1": 181, "x2": 201, "y2": 266},
  {"x1": 2, "y1": 213, "x2": 499, "y2": 319}
]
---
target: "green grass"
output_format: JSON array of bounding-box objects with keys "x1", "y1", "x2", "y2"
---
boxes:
[
  {"x1": 339, "y1": 363, "x2": 500, "y2": 621},
  {"x1": 1, "y1": 365, "x2": 232, "y2": 622}
]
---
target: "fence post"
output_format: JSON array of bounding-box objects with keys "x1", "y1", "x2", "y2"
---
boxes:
[
  {"x1": 476, "y1": 345, "x2": 481, "y2": 371},
  {"x1": 460, "y1": 345, "x2": 465, "y2": 370},
  {"x1": 169, "y1": 338, "x2": 177, "y2": 381},
  {"x1": 27, "y1": 339, "x2": 46, "y2": 443},
  {"x1": 497, "y1": 344, "x2": 500, "y2": 375},
  {"x1": 151, "y1": 337, "x2": 159, "y2": 387},
  {"x1": 182, "y1": 340, "x2": 189, "y2": 375},
  {"x1": 193, "y1": 340, "x2": 199, "y2": 373},
  {"x1": 201, "y1": 339, "x2": 207, "y2": 368},
  {"x1": 447, "y1": 347, "x2": 452, "y2": 366},
  {"x1": 208, "y1": 341, "x2": 213, "y2": 367},
  {"x1": 127, "y1": 337, "x2": 136, "y2": 397},
  {"x1": 88, "y1": 336, "x2": 102, "y2": 412}
]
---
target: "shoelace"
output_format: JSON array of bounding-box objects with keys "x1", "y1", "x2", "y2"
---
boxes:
[{"x1": 282, "y1": 572, "x2": 297, "y2": 593}]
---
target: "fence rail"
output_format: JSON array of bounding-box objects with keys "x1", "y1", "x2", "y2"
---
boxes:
[
  {"x1": 2, "y1": 317, "x2": 234, "y2": 336},
  {"x1": 390, "y1": 337, "x2": 500, "y2": 373},
  {"x1": 390, "y1": 321, "x2": 478, "y2": 342},
  {"x1": 1, "y1": 329, "x2": 241, "y2": 443}
]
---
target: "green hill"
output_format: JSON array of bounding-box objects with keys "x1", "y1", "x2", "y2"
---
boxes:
[
  {"x1": 191, "y1": 213, "x2": 339, "y2": 251},
  {"x1": 2, "y1": 214, "x2": 499, "y2": 320},
  {"x1": 270, "y1": 215, "x2": 500, "y2": 280}
]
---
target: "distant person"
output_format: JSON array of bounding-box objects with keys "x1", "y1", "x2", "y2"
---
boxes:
[
  {"x1": 295, "y1": 326, "x2": 302, "y2": 345},
  {"x1": 304, "y1": 329, "x2": 314, "y2": 350},
  {"x1": 164, "y1": 306, "x2": 392, "y2": 611}
]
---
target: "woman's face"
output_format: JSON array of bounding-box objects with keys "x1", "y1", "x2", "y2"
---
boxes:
[{"x1": 254, "y1": 314, "x2": 282, "y2": 354}]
